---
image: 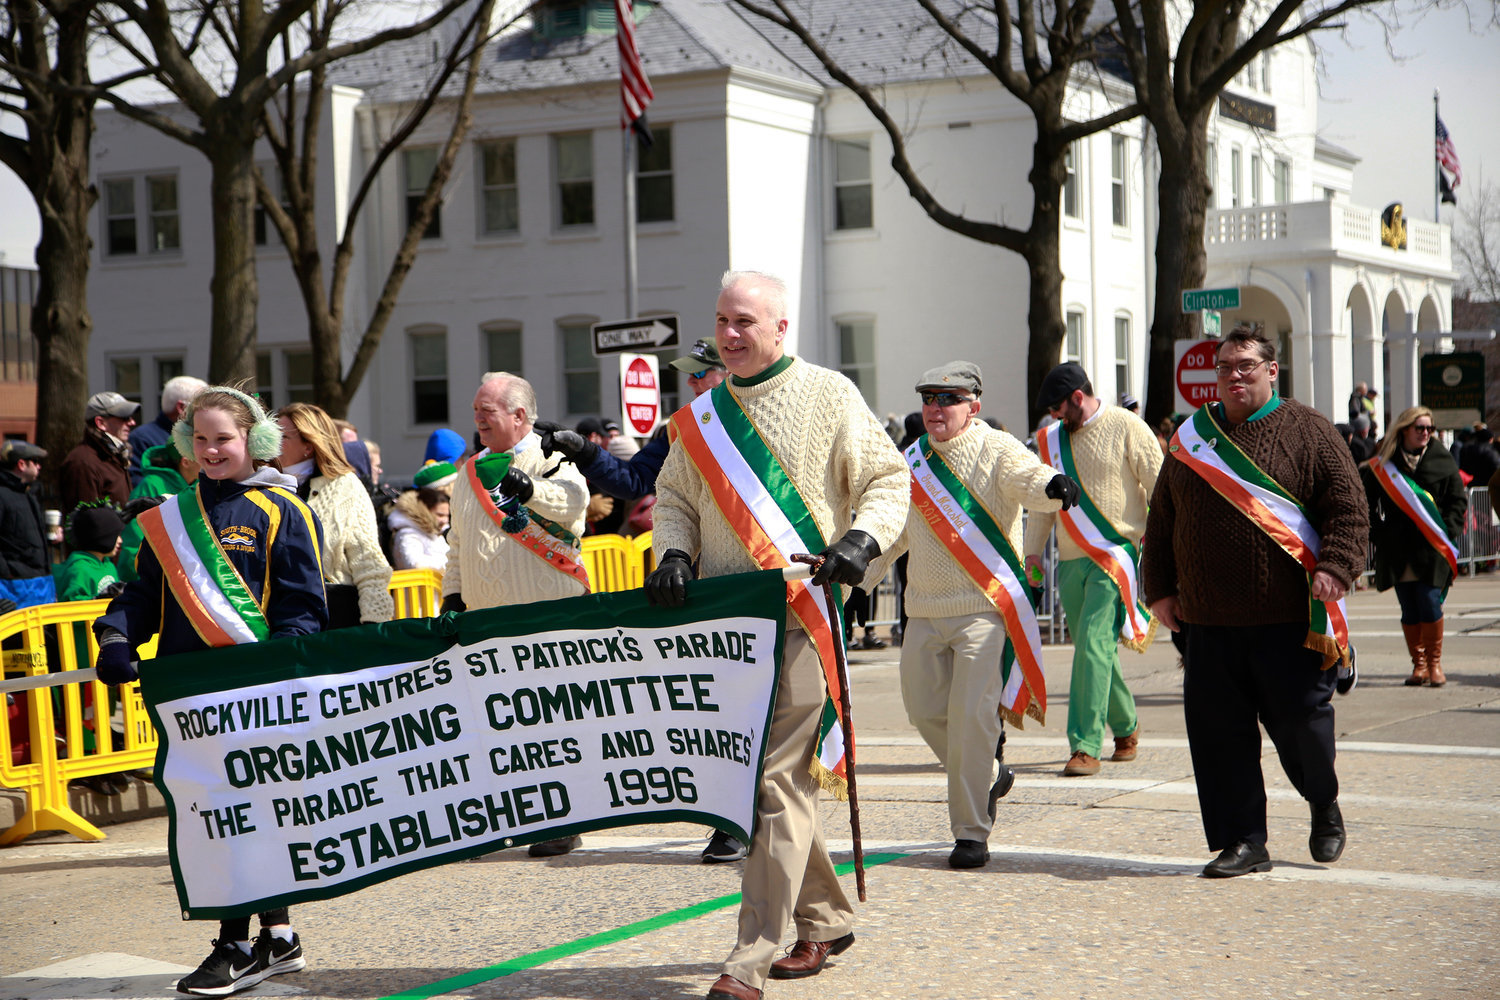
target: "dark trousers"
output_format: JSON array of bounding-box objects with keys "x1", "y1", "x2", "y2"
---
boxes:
[
  {"x1": 1394, "y1": 581, "x2": 1443, "y2": 624},
  {"x1": 1182, "y1": 621, "x2": 1338, "y2": 852},
  {"x1": 221, "y1": 907, "x2": 290, "y2": 942}
]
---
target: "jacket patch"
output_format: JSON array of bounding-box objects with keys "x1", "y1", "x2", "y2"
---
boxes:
[{"x1": 219, "y1": 525, "x2": 259, "y2": 553}]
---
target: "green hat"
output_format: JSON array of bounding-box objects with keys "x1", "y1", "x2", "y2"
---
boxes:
[
  {"x1": 413, "y1": 460, "x2": 458, "y2": 490},
  {"x1": 471, "y1": 452, "x2": 513, "y2": 492}
]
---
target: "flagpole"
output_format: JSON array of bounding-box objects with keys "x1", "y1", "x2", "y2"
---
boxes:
[
  {"x1": 624, "y1": 128, "x2": 639, "y2": 320},
  {"x1": 1433, "y1": 90, "x2": 1440, "y2": 223}
]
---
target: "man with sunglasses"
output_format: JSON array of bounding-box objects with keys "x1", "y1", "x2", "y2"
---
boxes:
[
  {"x1": 1141, "y1": 325, "x2": 1368, "y2": 879},
  {"x1": 1025, "y1": 362, "x2": 1162, "y2": 778},
  {"x1": 875, "y1": 362, "x2": 1078, "y2": 870}
]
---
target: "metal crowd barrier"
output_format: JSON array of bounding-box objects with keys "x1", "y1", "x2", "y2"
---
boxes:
[{"x1": 1457, "y1": 486, "x2": 1496, "y2": 576}]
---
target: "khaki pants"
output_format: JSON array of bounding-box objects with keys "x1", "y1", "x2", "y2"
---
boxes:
[
  {"x1": 900, "y1": 613, "x2": 1006, "y2": 843},
  {"x1": 723, "y1": 628, "x2": 854, "y2": 989}
]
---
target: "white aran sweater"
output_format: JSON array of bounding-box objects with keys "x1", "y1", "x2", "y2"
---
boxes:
[
  {"x1": 652, "y1": 357, "x2": 910, "y2": 616},
  {"x1": 443, "y1": 433, "x2": 589, "y2": 608},
  {"x1": 306, "y1": 471, "x2": 394, "y2": 623}
]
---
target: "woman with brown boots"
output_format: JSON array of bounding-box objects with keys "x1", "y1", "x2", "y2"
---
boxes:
[{"x1": 1360, "y1": 406, "x2": 1467, "y2": 687}]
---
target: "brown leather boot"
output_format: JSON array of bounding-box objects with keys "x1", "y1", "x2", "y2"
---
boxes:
[
  {"x1": 1401, "y1": 622, "x2": 1428, "y2": 686},
  {"x1": 1425, "y1": 619, "x2": 1446, "y2": 686}
]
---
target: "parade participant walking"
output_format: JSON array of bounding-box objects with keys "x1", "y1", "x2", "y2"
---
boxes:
[
  {"x1": 1025, "y1": 363, "x2": 1161, "y2": 777},
  {"x1": 276, "y1": 403, "x2": 393, "y2": 629},
  {"x1": 93, "y1": 386, "x2": 327, "y2": 995},
  {"x1": 646, "y1": 271, "x2": 909, "y2": 1000},
  {"x1": 442, "y1": 372, "x2": 589, "y2": 858},
  {"x1": 884, "y1": 362, "x2": 1075, "y2": 869},
  {"x1": 1361, "y1": 406, "x2": 1466, "y2": 687},
  {"x1": 1142, "y1": 326, "x2": 1367, "y2": 878}
]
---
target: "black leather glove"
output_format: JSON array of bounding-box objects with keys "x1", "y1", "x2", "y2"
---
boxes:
[
  {"x1": 122, "y1": 495, "x2": 166, "y2": 522},
  {"x1": 645, "y1": 549, "x2": 695, "y2": 607},
  {"x1": 534, "y1": 420, "x2": 600, "y2": 466},
  {"x1": 499, "y1": 466, "x2": 534, "y2": 503},
  {"x1": 94, "y1": 627, "x2": 138, "y2": 685},
  {"x1": 440, "y1": 593, "x2": 467, "y2": 615},
  {"x1": 1045, "y1": 473, "x2": 1081, "y2": 511},
  {"x1": 812, "y1": 529, "x2": 880, "y2": 587}
]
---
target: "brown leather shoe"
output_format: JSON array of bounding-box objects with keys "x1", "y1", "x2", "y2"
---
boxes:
[
  {"x1": 1063, "y1": 750, "x2": 1101, "y2": 776},
  {"x1": 706, "y1": 974, "x2": 760, "y2": 1000},
  {"x1": 1111, "y1": 728, "x2": 1139, "y2": 762},
  {"x1": 768, "y1": 931, "x2": 855, "y2": 980}
]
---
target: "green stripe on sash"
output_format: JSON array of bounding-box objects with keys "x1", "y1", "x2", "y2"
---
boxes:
[
  {"x1": 919, "y1": 436, "x2": 1031, "y2": 594},
  {"x1": 1190, "y1": 407, "x2": 1304, "y2": 509},
  {"x1": 709, "y1": 385, "x2": 828, "y2": 556},
  {"x1": 180, "y1": 488, "x2": 271, "y2": 642},
  {"x1": 1056, "y1": 427, "x2": 1138, "y2": 559}
]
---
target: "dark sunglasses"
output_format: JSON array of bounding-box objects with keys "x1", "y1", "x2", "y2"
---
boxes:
[
  {"x1": 921, "y1": 392, "x2": 973, "y2": 407},
  {"x1": 687, "y1": 369, "x2": 712, "y2": 380}
]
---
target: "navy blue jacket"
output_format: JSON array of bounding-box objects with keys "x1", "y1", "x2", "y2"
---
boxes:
[
  {"x1": 578, "y1": 431, "x2": 669, "y2": 501},
  {"x1": 128, "y1": 411, "x2": 174, "y2": 487},
  {"x1": 99, "y1": 469, "x2": 329, "y2": 657}
]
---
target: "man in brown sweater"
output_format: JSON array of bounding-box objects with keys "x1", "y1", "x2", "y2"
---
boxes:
[{"x1": 1141, "y1": 326, "x2": 1367, "y2": 879}]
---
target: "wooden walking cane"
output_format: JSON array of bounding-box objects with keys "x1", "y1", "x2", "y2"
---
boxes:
[{"x1": 789, "y1": 554, "x2": 866, "y2": 902}]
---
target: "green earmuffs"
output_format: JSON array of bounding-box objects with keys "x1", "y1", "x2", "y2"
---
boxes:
[{"x1": 172, "y1": 386, "x2": 283, "y2": 462}]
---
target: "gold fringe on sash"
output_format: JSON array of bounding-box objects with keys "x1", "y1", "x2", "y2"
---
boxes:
[
  {"x1": 1304, "y1": 631, "x2": 1347, "y2": 672},
  {"x1": 998, "y1": 700, "x2": 1047, "y2": 730},
  {"x1": 808, "y1": 758, "x2": 849, "y2": 802},
  {"x1": 1120, "y1": 615, "x2": 1160, "y2": 654}
]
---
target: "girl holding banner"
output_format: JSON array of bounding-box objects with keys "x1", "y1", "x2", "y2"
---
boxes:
[
  {"x1": 93, "y1": 386, "x2": 328, "y2": 996},
  {"x1": 1360, "y1": 406, "x2": 1467, "y2": 687}
]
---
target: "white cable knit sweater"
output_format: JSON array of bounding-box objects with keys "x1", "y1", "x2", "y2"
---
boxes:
[
  {"x1": 305, "y1": 471, "x2": 394, "y2": 623},
  {"x1": 443, "y1": 433, "x2": 590, "y2": 608},
  {"x1": 652, "y1": 357, "x2": 910, "y2": 615}
]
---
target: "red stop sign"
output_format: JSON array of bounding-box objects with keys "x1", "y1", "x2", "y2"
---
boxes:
[
  {"x1": 1176, "y1": 341, "x2": 1220, "y2": 410},
  {"x1": 622, "y1": 356, "x2": 659, "y2": 435}
]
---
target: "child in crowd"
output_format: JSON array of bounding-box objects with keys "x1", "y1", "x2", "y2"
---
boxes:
[
  {"x1": 93, "y1": 385, "x2": 328, "y2": 997},
  {"x1": 57, "y1": 504, "x2": 125, "y2": 601}
]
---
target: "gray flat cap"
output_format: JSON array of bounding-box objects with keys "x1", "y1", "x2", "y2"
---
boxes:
[{"x1": 915, "y1": 361, "x2": 982, "y2": 397}]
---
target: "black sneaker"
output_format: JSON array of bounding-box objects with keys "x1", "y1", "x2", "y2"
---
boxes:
[
  {"x1": 254, "y1": 930, "x2": 306, "y2": 979},
  {"x1": 176, "y1": 940, "x2": 266, "y2": 996},
  {"x1": 1336, "y1": 645, "x2": 1357, "y2": 696},
  {"x1": 701, "y1": 829, "x2": 747, "y2": 863}
]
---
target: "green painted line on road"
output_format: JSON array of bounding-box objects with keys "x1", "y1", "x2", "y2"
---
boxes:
[{"x1": 378, "y1": 852, "x2": 908, "y2": 1000}]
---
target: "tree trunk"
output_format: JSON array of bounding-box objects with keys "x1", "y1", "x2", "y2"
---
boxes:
[
  {"x1": 1024, "y1": 125, "x2": 1068, "y2": 431},
  {"x1": 205, "y1": 119, "x2": 261, "y2": 386}
]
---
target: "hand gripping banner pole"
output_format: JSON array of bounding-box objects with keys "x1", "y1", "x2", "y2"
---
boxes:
[{"x1": 787, "y1": 555, "x2": 866, "y2": 902}]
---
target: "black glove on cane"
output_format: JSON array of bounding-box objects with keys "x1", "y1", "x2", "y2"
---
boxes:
[
  {"x1": 440, "y1": 593, "x2": 467, "y2": 615},
  {"x1": 1045, "y1": 473, "x2": 1081, "y2": 511},
  {"x1": 811, "y1": 529, "x2": 881, "y2": 587},
  {"x1": 499, "y1": 466, "x2": 534, "y2": 504},
  {"x1": 645, "y1": 549, "x2": 695, "y2": 607},
  {"x1": 534, "y1": 420, "x2": 600, "y2": 466},
  {"x1": 94, "y1": 627, "x2": 138, "y2": 685}
]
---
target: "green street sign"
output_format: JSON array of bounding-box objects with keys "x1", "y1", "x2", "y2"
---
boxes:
[
  {"x1": 1182, "y1": 287, "x2": 1241, "y2": 312},
  {"x1": 1202, "y1": 310, "x2": 1221, "y2": 336}
]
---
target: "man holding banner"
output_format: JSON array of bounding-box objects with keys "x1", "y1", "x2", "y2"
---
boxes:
[
  {"x1": 1142, "y1": 325, "x2": 1367, "y2": 879},
  {"x1": 1025, "y1": 363, "x2": 1161, "y2": 777},
  {"x1": 885, "y1": 362, "x2": 1075, "y2": 870},
  {"x1": 647, "y1": 271, "x2": 909, "y2": 1000}
]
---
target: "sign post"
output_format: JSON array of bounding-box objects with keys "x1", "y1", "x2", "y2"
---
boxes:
[
  {"x1": 1174, "y1": 339, "x2": 1221, "y2": 414},
  {"x1": 620, "y1": 352, "x2": 661, "y2": 437},
  {"x1": 592, "y1": 315, "x2": 680, "y2": 356}
]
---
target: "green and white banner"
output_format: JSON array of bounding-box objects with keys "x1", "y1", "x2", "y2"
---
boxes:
[{"x1": 140, "y1": 572, "x2": 788, "y2": 919}]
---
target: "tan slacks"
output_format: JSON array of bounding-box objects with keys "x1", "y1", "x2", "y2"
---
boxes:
[
  {"x1": 900, "y1": 613, "x2": 1007, "y2": 843},
  {"x1": 722, "y1": 627, "x2": 854, "y2": 989}
]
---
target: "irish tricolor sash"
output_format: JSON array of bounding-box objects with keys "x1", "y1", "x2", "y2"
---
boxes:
[
  {"x1": 668, "y1": 386, "x2": 851, "y2": 798},
  {"x1": 905, "y1": 436, "x2": 1046, "y2": 728},
  {"x1": 1036, "y1": 422, "x2": 1156, "y2": 652},
  {"x1": 138, "y1": 487, "x2": 271, "y2": 647},
  {"x1": 1368, "y1": 458, "x2": 1460, "y2": 584},
  {"x1": 1170, "y1": 406, "x2": 1351, "y2": 669},
  {"x1": 464, "y1": 459, "x2": 590, "y2": 592}
]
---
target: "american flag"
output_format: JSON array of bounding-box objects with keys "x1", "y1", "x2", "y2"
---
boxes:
[
  {"x1": 1436, "y1": 115, "x2": 1462, "y2": 188},
  {"x1": 616, "y1": 0, "x2": 654, "y2": 143}
]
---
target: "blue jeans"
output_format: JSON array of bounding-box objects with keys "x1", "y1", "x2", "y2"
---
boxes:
[{"x1": 1393, "y1": 581, "x2": 1443, "y2": 624}]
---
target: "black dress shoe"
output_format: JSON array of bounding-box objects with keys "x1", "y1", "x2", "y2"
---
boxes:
[
  {"x1": 528, "y1": 835, "x2": 581, "y2": 858},
  {"x1": 949, "y1": 839, "x2": 989, "y2": 869},
  {"x1": 987, "y1": 765, "x2": 1015, "y2": 820},
  {"x1": 1309, "y1": 800, "x2": 1346, "y2": 863},
  {"x1": 1201, "y1": 840, "x2": 1272, "y2": 878}
]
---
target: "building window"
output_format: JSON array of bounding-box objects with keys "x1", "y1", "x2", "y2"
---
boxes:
[
  {"x1": 1206, "y1": 142, "x2": 1218, "y2": 209},
  {"x1": 103, "y1": 179, "x2": 137, "y2": 256},
  {"x1": 478, "y1": 139, "x2": 519, "y2": 235},
  {"x1": 1062, "y1": 144, "x2": 1080, "y2": 219},
  {"x1": 103, "y1": 175, "x2": 179, "y2": 256},
  {"x1": 833, "y1": 138, "x2": 873, "y2": 230},
  {"x1": 403, "y1": 148, "x2": 442, "y2": 240},
  {"x1": 284, "y1": 349, "x2": 316, "y2": 404},
  {"x1": 409, "y1": 329, "x2": 448, "y2": 424},
  {"x1": 483, "y1": 323, "x2": 523, "y2": 378},
  {"x1": 1064, "y1": 310, "x2": 1084, "y2": 363},
  {"x1": 1110, "y1": 135, "x2": 1127, "y2": 227},
  {"x1": 636, "y1": 126, "x2": 674, "y2": 223},
  {"x1": 111, "y1": 358, "x2": 143, "y2": 405},
  {"x1": 836, "y1": 319, "x2": 876, "y2": 401},
  {"x1": 560, "y1": 321, "x2": 599, "y2": 414},
  {"x1": 554, "y1": 133, "x2": 595, "y2": 227},
  {"x1": 1114, "y1": 316, "x2": 1131, "y2": 396},
  {"x1": 1261, "y1": 52, "x2": 1273, "y2": 95},
  {"x1": 1230, "y1": 147, "x2": 1243, "y2": 207},
  {"x1": 1246, "y1": 54, "x2": 1258, "y2": 91},
  {"x1": 1274, "y1": 159, "x2": 1291, "y2": 203},
  {"x1": 147, "y1": 177, "x2": 180, "y2": 252},
  {"x1": 1250, "y1": 153, "x2": 1262, "y2": 205},
  {"x1": 256, "y1": 352, "x2": 275, "y2": 410}
]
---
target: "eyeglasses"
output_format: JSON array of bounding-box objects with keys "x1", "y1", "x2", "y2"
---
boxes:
[
  {"x1": 921, "y1": 392, "x2": 973, "y2": 407},
  {"x1": 1214, "y1": 359, "x2": 1270, "y2": 378},
  {"x1": 1410, "y1": 424, "x2": 1435, "y2": 434}
]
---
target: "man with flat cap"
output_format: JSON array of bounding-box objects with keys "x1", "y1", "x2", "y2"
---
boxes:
[
  {"x1": 1025, "y1": 362, "x2": 1162, "y2": 777},
  {"x1": 874, "y1": 361, "x2": 1079, "y2": 869},
  {"x1": 0, "y1": 440, "x2": 54, "y2": 607},
  {"x1": 60, "y1": 391, "x2": 140, "y2": 516}
]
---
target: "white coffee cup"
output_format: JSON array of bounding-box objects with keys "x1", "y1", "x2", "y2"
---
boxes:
[{"x1": 44, "y1": 509, "x2": 61, "y2": 528}]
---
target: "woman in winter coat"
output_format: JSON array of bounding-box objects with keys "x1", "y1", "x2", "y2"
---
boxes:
[
  {"x1": 1360, "y1": 405, "x2": 1467, "y2": 686},
  {"x1": 276, "y1": 402, "x2": 393, "y2": 629},
  {"x1": 388, "y1": 486, "x2": 450, "y2": 571}
]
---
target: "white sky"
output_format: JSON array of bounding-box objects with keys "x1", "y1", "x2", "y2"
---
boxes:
[{"x1": 1, "y1": 2, "x2": 1496, "y2": 268}]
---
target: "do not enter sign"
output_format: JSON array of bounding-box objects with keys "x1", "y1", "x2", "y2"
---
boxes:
[
  {"x1": 620, "y1": 353, "x2": 660, "y2": 436},
  {"x1": 1174, "y1": 340, "x2": 1220, "y2": 414}
]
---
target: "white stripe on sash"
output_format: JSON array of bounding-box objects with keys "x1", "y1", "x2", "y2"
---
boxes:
[{"x1": 159, "y1": 499, "x2": 260, "y2": 645}]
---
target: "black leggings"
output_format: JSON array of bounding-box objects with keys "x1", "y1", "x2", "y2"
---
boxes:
[{"x1": 219, "y1": 908, "x2": 290, "y2": 943}]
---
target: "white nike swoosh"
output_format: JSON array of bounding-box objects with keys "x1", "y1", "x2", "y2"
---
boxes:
[{"x1": 228, "y1": 961, "x2": 258, "y2": 978}]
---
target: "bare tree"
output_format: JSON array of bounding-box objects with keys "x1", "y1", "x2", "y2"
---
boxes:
[
  {"x1": 256, "y1": 0, "x2": 505, "y2": 418},
  {"x1": 92, "y1": 0, "x2": 471, "y2": 385},
  {"x1": 732, "y1": 0, "x2": 1140, "y2": 426},
  {"x1": 1454, "y1": 176, "x2": 1500, "y2": 302}
]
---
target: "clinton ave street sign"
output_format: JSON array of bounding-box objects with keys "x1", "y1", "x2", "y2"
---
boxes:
[{"x1": 1182, "y1": 287, "x2": 1241, "y2": 312}]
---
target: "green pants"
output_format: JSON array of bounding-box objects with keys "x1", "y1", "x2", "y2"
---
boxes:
[{"x1": 1058, "y1": 557, "x2": 1138, "y2": 758}]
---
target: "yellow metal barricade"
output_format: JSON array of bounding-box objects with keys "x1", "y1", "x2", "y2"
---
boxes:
[
  {"x1": 389, "y1": 567, "x2": 443, "y2": 618},
  {"x1": 632, "y1": 531, "x2": 655, "y2": 589},
  {"x1": 581, "y1": 534, "x2": 639, "y2": 593}
]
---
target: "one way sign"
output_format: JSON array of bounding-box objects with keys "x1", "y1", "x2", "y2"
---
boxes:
[{"x1": 591, "y1": 315, "x2": 680, "y2": 356}]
